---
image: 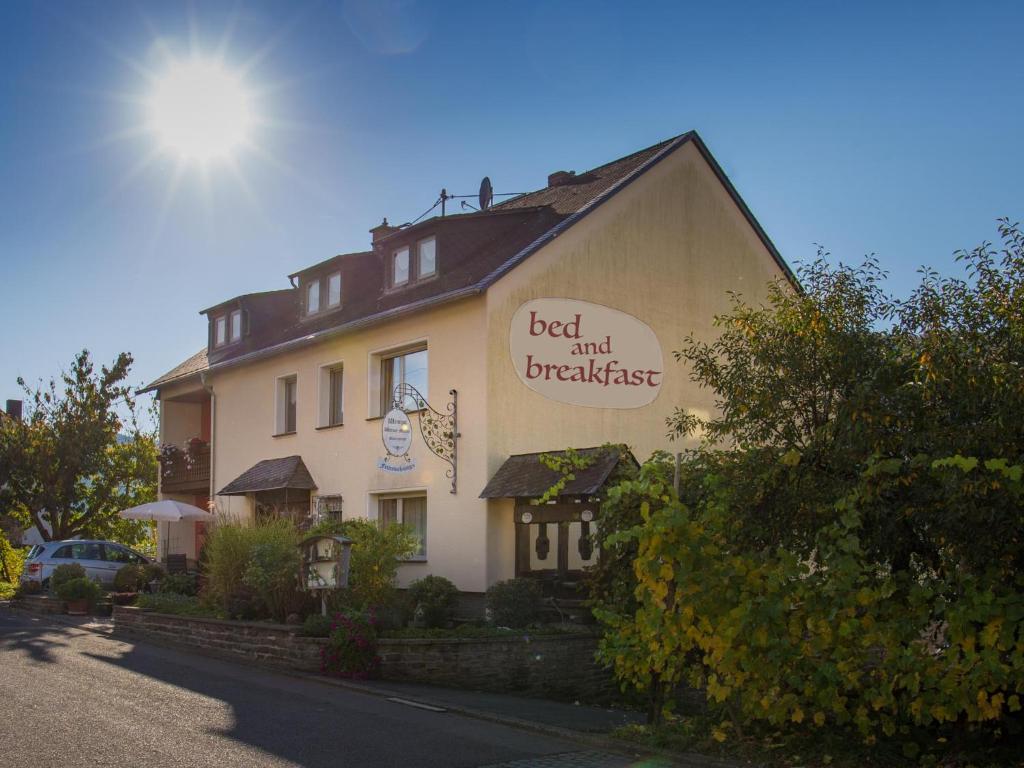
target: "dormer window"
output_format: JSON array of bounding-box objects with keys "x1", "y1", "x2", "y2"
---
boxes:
[
  {"x1": 392, "y1": 246, "x2": 410, "y2": 287},
  {"x1": 306, "y1": 280, "x2": 320, "y2": 315},
  {"x1": 418, "y1": 237, "x2": 436, "y2": 278},
  {"x1": 327, "y1": 271, "x2": 342, "y2": 308},
  {"x1": 213, "y1": 309, "x2": 243, "y2": 348},
  {"x1": 389, "y1": 236, "x2": 436, "y2": 288}
]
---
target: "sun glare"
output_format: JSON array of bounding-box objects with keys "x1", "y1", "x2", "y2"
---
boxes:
[{"x1": 146, "y1": 56, "x2": 254, "y2": 162}]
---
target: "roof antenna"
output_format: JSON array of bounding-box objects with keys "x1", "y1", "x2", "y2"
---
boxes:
[{"x1": 440, "y1": 188, "x2": 450, "y2": 217}]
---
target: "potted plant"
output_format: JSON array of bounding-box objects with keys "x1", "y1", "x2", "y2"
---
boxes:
[{"x1": 55, "y1": 576, "x2": 102, "y2": 615}]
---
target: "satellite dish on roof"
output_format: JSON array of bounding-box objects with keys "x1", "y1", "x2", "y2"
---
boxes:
[{"x1": 478, "y1": 176, "x2": 493, "y2": 211}]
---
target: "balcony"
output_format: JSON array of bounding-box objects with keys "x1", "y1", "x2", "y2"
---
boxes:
[{"x1": 159, "y1": 440, "x2": 211, "y2": 493}]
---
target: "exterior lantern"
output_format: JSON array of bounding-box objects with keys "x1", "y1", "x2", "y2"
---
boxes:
[{"x1": 298, "y1": 534, "x2": 352, "y2": 616}]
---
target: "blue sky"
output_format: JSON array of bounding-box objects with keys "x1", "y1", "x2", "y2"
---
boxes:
[{"x1": 1, "y1": 0, "x2": 1022, "y2": 406}]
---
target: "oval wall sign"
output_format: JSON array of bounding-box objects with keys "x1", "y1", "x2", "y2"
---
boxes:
[
  {"x1": 382, "y1": 408, "x2": 414, "y2": 456},
  {"x1": 509, "y1": 298, "x2": 664, "y2": 409}
]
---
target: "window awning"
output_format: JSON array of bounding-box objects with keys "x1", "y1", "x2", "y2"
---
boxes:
[
  {"x1": 479, "y1": 447, "x2": 637, "y2": 499},
  {"x1": 218, "y1": 455, "x2": 317, "y2": 496}
]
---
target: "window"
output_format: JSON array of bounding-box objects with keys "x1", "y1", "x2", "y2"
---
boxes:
[
  {"x1": 378, "y1": 495, "x2": 426, "y2": 558},
  {"x1": 230, "y1": 309, "x2": 242, "y2": 341},
  {"x1": 316, "y1": 494, "x2": 343, "y2": 520},
  {"x1": 327, "y1": 272, "x2": 342, "y2": 307},
  {"x1": 306, "y1": 280, "x2": 320, "y2": 315},
  {"x1": 392, "y1": 246, "x2": 410, "y2": 286},
  {"x1": 417, "y1": 237, "x2": 436, "y2": 277},
  {"x1": 70, "y1": 542, "x2": 103, "y2": 561},
  {"x1": 215, "y1": 316, "x2": 227, "y2": 347},
  {"x1": 104, "y1": 545, "x2": 143, "y2": 564},
  {"x1": 382, "y1": 347, "x2": 428, "y2": 412},
  {"x1": 276, "y1": 375, "x2": 297, "y2": 435},
  {"x1": 53, "y1": 545, "x2": 73, "y2": 559},
  {"x1": 318, "y1": 363, "x2": 344, "y2": 428}
]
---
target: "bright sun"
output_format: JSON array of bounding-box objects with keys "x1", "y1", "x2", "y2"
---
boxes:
[{"x1": 146, "y1": 56, "x2": 254, "y2": 163}]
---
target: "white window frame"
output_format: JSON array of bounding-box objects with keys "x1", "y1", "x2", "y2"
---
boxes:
[
  {"x1": 214, "y1": 315, "x2": 227, "y2": 347},
  {"x1": 306, "y1": 279, "x2": 320, "y2": 315},
  {"x1": 367, "y1": 339, "x2": 428, "y2": 417},
  {"x1": 372, "y1": 490, "x2": 427, "y2": 561},
  {"x1": 229, "y1": 309, "x2": 242, "y2": 342},
  {"x1": 326, "y1": 271, "x2": 342, "y2": 308},
  {"x1": 417, "y1": 236, "x2": 436, "y2": 278},
  {"x1": 275, "y1": 373, "x2": 298, "y2": 436},
  {"x1": 316, "y1": 360, "x2": 344, "y2": 428},
  {"x1": 391, "y1": 246, "x2": 410, "y2": 287}
]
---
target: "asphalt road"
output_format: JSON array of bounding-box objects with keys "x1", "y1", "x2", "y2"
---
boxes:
[{"x1": 0, "y1": 611, "x2": 637, "y2": 768}]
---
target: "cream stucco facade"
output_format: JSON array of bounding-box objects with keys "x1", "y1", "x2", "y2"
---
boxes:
[{"x1": 154, "y1": 136, "x2": 792, "y2": 595}]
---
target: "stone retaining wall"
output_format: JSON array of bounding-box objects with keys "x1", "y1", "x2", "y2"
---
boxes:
[
  {"x1": 112, "y1": 607, "x2": 615, "y2": 701},
  {"x1": 10, "y1": 595, "x2": 73, "y2": 616}
]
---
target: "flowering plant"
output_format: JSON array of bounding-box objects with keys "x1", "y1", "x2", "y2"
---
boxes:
[{"x1": 320, "y1": 609, "x2": 381, "y2": 679}]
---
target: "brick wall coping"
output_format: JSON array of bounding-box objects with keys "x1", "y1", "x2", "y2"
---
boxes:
[{"x1": 115, "y1": 605, "x2": 299, "y2": 632}]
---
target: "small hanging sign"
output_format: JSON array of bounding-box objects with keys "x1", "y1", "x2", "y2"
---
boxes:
[{"x1": 382, "y1": 408, "x2": 414, "y2": 456}]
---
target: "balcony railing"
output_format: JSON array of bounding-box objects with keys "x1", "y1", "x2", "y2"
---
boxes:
[{"x1": 159, "y1": 441, "x2": 211, "y2": 493}]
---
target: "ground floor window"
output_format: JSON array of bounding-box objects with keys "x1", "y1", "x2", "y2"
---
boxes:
[{"x1": 377, "y1": 494, "x2": 426, "y2": 559}]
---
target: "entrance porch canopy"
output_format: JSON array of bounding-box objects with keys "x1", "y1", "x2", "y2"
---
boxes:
[{"x1": 218, "y1": 455, "x2": 317, "y2": 496}]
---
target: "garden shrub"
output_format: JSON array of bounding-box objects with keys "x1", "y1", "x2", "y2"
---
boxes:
[
  {"x1": 55, "y1": 576, "x2": 102, "y2": 606},
  {"x1": 137, "y1": 592, "x2": 218, "y2": 617},
  {"x1": 158, "y1": 572, "x2": 197, "y2": 596},
  {"x1": 408, "y1": 574, "x2": 459, "y2": 628},
  {"x1": 141, "y1": 563, "x2": 165, "y2": 585},
  {"x1": 242, "y1": 529, "x2": 300, "y2": 623},
  {"x1": 203, "y1": 517, "x2": 301, "y2": 620},
  {"x1": 320, "y1": 610, "x2": 380, "y2": 679},
  {"x1": 301, "y1": 613, "x2": 332, "y2": 637},
  {"x1": 486, "y1": 578, "x2": 542, "y2": 628},
  {"x1": 50, "y1": 562, "x2": 86, "y2": 592},
  {"x1": 310, "y1": 517, "x2": 416, "y2": 614},
  {"x1": 0, "y1": 534, "x2": 26, "y2": 584},
  {"x1": 113, "y1": 564, "x2": 147, "y2": 592},
  {"x1": 14, "y1": 579, "x2": 42, "y2": 597}
]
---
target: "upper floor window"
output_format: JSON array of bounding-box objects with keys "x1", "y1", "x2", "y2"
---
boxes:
[
  {"x1": 417, "y1": 237, "x2": 436, "y2": 278},
  {"x1": 276, "y1": 375, "x2": 297, "y2": 435},
  {"x1": 214, "y1": 309, "x2": 243, "y2": 347},
  {"x1": 392, "y1": 246, "x2": 410, "y2": 287},
  {"x1": 389, "y1": 238, "x2": 437, "y2": 289},
  {"x1": 306, "y1": 280, "x2": 320, "y2": 315},
  {"x1": 317, "y1": 362, "x2": 344, "y2": 428},
  {"x1": 327, "y1": 271, "x2": 342, "y2": 308},
  {"x1": 382, "y1": 347, "x2": 428, "y2": 412}
]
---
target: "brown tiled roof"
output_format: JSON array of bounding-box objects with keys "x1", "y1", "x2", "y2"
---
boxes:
[
  {"x1": 144, "y1": 130, "x2": 795, "y2": 383},
  {"x1": 218, "y1": 455, "x2": 317, "y2": 495},
  {"x1": 494, "y1": 137, "x2": 677, "y2": 216},
  {"x1": 479, "y1": 447, "x2": 638, "y2": 499},
  {"x1": 140, "y1": 348, "x2": 208, "y2": 393}
]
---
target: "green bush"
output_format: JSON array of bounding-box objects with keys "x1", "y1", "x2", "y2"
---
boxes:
[
  {"x1": 321, "y1": 610, "x2": 380, "y2": 679},
  {"x1": 203, "y1": 517, "x2": 301, "y2": 620},
  {"x1": 486, "y1": 578, "x2": 542, "y2": 628},
  {"x1": 137, "y1": 592, "x2": 218, "y2": 617},
  {"x1": 310, "y1": 518, "x2": 417, "y2": 614},
  {"x1": 408, "y1": 575, "x2": 459, "y2": 628},
  {"x1": 50, "y1": 563, "x2": 86, "y2": 592},
  {"x1": 141, "y1": 563, "x2": 165, "y2": 586},
  {"x1": 113, "y1": 564, "x2": 146, "y2": 592},
  {"x1": 13, "y1": 579, "x2": 42, "y2": 598},
  {"x1": 301, "y1": 613, "x2": 332, "y2": 637},
  {"x1": 0, "y1": 534, "x2": 26, "y2": 584},
  {"x1": 158, "y1": 573, "x2": 197, "y2": 596},
  {"x1": 55, "y1": 576, "x2": 102, "y2": 606},
  {"x1": 242, "y1": 529, "x2": 300, "y2": 623}
]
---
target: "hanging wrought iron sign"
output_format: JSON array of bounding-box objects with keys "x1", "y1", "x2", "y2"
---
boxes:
[{"x1": 379, "y1": 383, "x2": 459, "y2": 494}]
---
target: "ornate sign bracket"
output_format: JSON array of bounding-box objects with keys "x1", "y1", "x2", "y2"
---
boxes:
[{"x1": 391, "y1": 383, "x2": 459, "y2": 494}]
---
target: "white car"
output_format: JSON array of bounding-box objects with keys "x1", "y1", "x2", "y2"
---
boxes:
[{"x1": 21, "y1": 540, "x2": 153, "y2": 589}]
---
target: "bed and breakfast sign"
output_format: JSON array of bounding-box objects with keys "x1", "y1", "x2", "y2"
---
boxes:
[{"x1": 509, "y1": 298, "x2": 664, "y2": 409}]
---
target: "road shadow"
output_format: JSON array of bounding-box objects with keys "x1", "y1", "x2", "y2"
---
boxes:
[
  {"x1": 78, "y1": 636, "x2": 575, "y2": 768},
  {"x1": 0, "y1": 611, "x2": 72, "y2": 664}
]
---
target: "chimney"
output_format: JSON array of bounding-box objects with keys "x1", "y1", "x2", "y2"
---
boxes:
[
  {"x1": 5, "y1": 399, "x2": 22, "y2": 421},
  {"x1": 369, "y1": 217, "x2": 399, "y2": 245},
  {"x1": 547, "y1": 170, "x2": 576, "y2": 187}
]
